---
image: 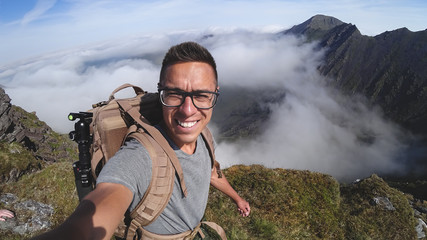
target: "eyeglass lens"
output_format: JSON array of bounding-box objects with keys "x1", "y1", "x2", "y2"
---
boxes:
[{"x1": 160, "y1": 89, "x2": 217, "y2": 109}]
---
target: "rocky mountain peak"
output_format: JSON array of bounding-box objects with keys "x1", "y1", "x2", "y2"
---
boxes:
[
  {"x1": 303, "y1": 14, "x2": 344, "y2": 30},
  {"x1": 282, "y1": 14, "x2": 346, "y2": 38}
]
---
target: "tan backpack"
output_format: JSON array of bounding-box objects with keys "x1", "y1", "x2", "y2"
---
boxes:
[{"x1": 87, "y1": 84, "x2": 225, "y2": 240}]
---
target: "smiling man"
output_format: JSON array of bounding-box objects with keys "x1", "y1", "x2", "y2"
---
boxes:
[
  {"x1": 32, "y1": 42, "x2": 250, "y2": 240},
  {"x1": 158, "y1": 60, "x2": 218, "y2": 154}
]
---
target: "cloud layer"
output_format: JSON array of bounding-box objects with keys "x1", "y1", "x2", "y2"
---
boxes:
[
  {"x1": 204, "y1": 31, "x2": 408, "y2": 181},
  {"x1": 0, "y1": 28, "x2": 409, "y2": 181}
]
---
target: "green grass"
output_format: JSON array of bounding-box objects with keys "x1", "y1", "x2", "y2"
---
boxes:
[
  {"x1": 0, "y1": 141, "x2": 40, "y2": 180},
  {"x1": 1, "y1": 162, "x2": 79, "y2": 239},
  {"x1": 1, "y1": 162, "x2": 79, "y2": 224},
  {"x1": 205, "y1": 165, "x2": 344, "y2": 239},
  {"x1": 9, "y1": 105, "x2": 78, "y2": 164},
  {"x1": 1, "y1": 164, "x2": 424, "y2": 239},
  {"x1": 11, "y1": 106, "x2": 46, "y2": 129},
  {"x1": 205, "y1": 166, "x2": 419, "y2": 240},
  {"x1": 340, "y1": 174, "x2": 418, "y2": 240}
]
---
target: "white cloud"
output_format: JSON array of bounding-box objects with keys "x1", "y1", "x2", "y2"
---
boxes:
[
  {"x1": 21, "y1": 0, "x2": 57, "y2": 25},
  {"x1": 0, "y1": 28, "x2": 411, "y2": 181},
  {"x1": 204, "y1": 30, "x2": 409, "y2": 181}
]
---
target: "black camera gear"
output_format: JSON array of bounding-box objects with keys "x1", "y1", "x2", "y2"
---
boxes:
[{"x1": 68, "y1": 112, "x2": 93, "y2": 201}]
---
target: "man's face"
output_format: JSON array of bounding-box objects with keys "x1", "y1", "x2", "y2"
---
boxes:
[{"x1": 161, "y1": 62, "x2": 217, "y2": 153}]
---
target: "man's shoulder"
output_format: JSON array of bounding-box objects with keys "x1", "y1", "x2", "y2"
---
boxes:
[{"x1": 105, "y1": 138, "x2": 152, "y2": 167}]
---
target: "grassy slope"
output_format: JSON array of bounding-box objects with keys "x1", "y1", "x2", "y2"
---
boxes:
[
  {"x1": 205, "y1": 165, "x2": 423, "y2": 240},
  {"x1": 1, "y1": 161, "x2": 79, "y2": 239},
  {"x1": 0, "y1": 104, "x2": 79, "y2": 238},
  {"x1": 0, "y1": 142, "x2": 40, "y2": 180},
  {"x1": 1, "y1": 164, "x2": 425, "y2": 239}
]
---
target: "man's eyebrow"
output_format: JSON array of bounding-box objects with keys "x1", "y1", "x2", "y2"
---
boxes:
[
  {"x1": 162, "y1": 87, "x2": 184, "y2": 92},
  {"x1": 162, "y1": 87, "x2": 215, "y2": 93}
]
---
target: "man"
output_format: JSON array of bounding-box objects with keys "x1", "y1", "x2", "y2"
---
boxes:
[{"x1": 32, "y1": 42, "x2": 250, "y2": 240}]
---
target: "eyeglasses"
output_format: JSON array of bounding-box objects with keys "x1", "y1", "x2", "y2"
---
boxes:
[{"x1": 158, "y1": 87, "x2": 219, "y2": 109}]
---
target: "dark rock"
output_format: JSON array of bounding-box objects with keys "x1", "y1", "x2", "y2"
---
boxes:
[
  {"x1": 0, "y1": 193, "x2": 54, "y2": 235},
  {"x1": 0, "y1": 193, "x2": 18, "y2": 205},
  {"x1": 370, "y1": 196, "x2": 396, "y2": 211},
  {"x1": 0, "y1": 88, "x2": 12, "y2": 136},
  {"x1": 415, "y1": 205, "x2": 427, "y2": 214}
]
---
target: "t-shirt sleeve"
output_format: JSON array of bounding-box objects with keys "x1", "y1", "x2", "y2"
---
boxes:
[{"x1": 96, "y1": 138, "x2": 152, "y2": 211}]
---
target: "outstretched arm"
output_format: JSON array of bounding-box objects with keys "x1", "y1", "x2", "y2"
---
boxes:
[
  {"x1": 210, "y1": 167, "x2": 251, "y2": 217},
  {"x1": 31, "y1": 182, "x2": 133, "y2": 240}
]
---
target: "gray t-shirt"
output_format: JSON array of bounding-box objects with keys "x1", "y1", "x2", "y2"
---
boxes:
[{"x1": 96, "y1": 132, "x2": 212, "y2": 234}]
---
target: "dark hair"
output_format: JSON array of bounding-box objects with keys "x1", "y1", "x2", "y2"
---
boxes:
[{"x1": 159, "y1": 42, "x2": 218, "y2": 87}]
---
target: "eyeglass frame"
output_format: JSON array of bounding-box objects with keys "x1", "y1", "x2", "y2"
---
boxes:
[{"x1": 158, "y1": 87, "x2": 220, "y2": 109}]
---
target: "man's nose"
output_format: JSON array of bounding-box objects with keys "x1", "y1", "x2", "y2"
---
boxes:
[{"x1": 179, "y1": 96, "x2": 198, "y2": 115}]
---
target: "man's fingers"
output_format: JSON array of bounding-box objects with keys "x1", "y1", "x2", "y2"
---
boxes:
[{"x1": 238, "y1": 208, "x2": 250, "y2": 217}]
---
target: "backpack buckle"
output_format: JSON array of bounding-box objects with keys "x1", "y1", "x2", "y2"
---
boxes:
[{"x1": 184, "y1": 222, "x2": 204, "y2": 240}]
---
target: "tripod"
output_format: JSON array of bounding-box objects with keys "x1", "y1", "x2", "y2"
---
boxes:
[{"x1": 68, "y1": 112, "x2": 93, "y2": 201}]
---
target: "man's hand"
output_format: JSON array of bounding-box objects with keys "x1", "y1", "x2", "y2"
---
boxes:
[
  {"x1": 0, "y1": 209, "x2": 14, "y2": 221},
  {"x1": 236, "y1": 199, "x2": 251, "y2": 217},
  {"x1": 211, "y1": 167, "x2": 251, "y2": 217}
]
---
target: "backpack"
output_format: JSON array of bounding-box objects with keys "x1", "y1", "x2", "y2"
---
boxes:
[{"x1": 86, "y1": 83, "x2": 224, "y2": 239}]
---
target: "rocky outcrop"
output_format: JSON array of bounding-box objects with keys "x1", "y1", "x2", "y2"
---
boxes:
[
  {"x1": 1, "y1": 88, "x2": 45, "y2": 150},
  {"x1": 0, "y1": 193, "x2": 54, "y2": 235},
  {"x1": 0, "y1": 88, "x2": 13, "y2": 138},
  {"x1": 0, "y1": 87, "x2": 77, "y2": 183}
]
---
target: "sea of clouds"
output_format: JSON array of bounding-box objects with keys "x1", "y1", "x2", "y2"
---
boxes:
[{"x1": 0, "y1": 28, "x2": 410, "y2": 181}]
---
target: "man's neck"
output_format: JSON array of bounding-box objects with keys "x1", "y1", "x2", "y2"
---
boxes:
[
  {"x1": 156, "y1": 122, "x2": 197, "y2": 154},
  {"x1": 179, "y1": 142, "x2": 197, "y2": 155}
]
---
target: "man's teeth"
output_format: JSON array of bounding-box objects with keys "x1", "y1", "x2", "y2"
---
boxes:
[{"x1": 177, "y1": 120, "x2": 197, "y2": 128}]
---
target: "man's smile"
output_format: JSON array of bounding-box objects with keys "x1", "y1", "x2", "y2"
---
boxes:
[{"x1": 176, "y1": 120, "x2": 198, "y2": 128}]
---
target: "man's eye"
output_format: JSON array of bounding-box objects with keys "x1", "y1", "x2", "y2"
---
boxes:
[
  {"x1": 194, "y1": 94, "x2": 211, "y2": 100},
  {"x1": 166, "y1": 92, "x2": 182, "y2": 98}
]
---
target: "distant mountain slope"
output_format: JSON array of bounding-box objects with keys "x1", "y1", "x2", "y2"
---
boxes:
[{"x1": 283, "y1": 14, "x2": 427, "y2": 135}]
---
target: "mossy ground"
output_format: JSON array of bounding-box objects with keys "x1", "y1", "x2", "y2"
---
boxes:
[
  {"x1": 1, "y1": 164, "x2": 424, "y2": 239},
  {"x1": 205, "y1": 165, "x2": 420, "y2": 240},
  {"x1": 205, "y1": 165, "x2": 344, "y2": 239},
  {"x1": 0, "y1": 162, "x2": 79, "y2": 239},
  {"x1": 340, "y1": 174, "x2": 418, "y2": 240},
  {"x1": 0, "y1": 142, "x2": 40, "y2": 179}
]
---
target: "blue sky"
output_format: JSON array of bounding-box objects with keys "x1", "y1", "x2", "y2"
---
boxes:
[{"x1": 0, "y1": 0, "x2": 426, "y2": 65}]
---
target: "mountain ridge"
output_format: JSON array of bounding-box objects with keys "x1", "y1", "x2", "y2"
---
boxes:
[{"x1": 283, "y1": 14, "x2": 427, "y2": 136}]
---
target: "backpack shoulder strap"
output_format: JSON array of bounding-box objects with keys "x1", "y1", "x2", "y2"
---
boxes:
[
  {"x1": 201, "y1": 127, "x2": 222, "y2": 178},
  {"x1": 116, "y1": 98, "x2": 188, "y2": 197},
  {"x1": 122, "y1": 126, "x2": 176, "y2": 240}
]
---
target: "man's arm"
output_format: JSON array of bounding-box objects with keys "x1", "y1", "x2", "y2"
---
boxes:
[
  {"x1": 210, "y1": 167, "x2": 251, "y2": 217},
  {"x1": 31, "y1": 182, "x2": 133, "y2": 240}
]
